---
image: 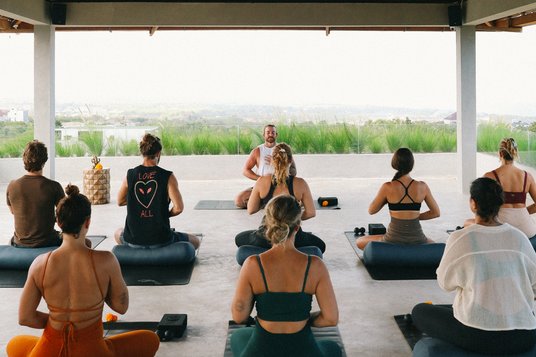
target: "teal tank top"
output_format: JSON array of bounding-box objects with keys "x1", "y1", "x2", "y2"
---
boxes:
[{"x1": 254, "y1": 255, "x2": 313, "y2": 322}]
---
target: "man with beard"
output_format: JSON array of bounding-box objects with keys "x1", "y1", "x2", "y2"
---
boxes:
[{"x1": 234, "y1": 124, "x2": 296, "y2": 208}]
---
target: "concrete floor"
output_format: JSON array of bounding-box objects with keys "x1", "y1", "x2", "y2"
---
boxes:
[{"x1": 0, "y1": 152, "x2": 532, "y2": 356}]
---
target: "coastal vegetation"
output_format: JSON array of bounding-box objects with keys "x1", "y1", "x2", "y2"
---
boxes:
[{"x1": 1, "y1": 121, "x2": 536, "y2": 167}]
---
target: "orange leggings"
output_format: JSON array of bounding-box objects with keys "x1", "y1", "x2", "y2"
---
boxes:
[{"x1": 6, "y1": 320, "x2": 160, "y2": 357}]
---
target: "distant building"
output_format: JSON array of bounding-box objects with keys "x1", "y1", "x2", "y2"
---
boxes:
[
  {"x1": 0, "y1": 109, "x2": 8, "y2": 121},
  {"x1": 443, "y1": 112, "x2": 456, "y2": 125},
  {"x1": 56, "y1": 126, "x2": 158, "y2": 143},
  {"x1": 7, "y1": 109, "x2": 29, "y2": 122}
]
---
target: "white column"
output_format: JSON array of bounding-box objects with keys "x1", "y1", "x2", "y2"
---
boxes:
[
  {"x1": 34, "y1": 25, "x2": 56, "y2": 179},
  {"x1": 456, "y1": 26, "x2": 477, "y2": 194}
]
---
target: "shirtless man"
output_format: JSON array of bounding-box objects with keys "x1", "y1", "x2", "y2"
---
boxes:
[{"x1": 234, "y1": 124, "x2": 296, "y2": 208}]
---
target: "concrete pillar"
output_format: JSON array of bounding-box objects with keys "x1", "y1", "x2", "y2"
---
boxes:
[
  {"x1": 456, "y1": 26, "x2": 477, "y2": 194},
  {"x1": 34, "y1": 25, "x2": 56, "y2": 179}
]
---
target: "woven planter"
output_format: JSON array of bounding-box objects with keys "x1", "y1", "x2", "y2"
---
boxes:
[{"x1": 83, "y1": 168, "x2": 110, "y2": 205}]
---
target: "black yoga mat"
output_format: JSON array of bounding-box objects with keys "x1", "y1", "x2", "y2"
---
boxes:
[
  {"x1": 394, "y1": 314, "x2": 426, "y2": 350},
  {"x1": 344, "y1": 231, "x2": 439, "y2": 280},
  {"x1": 0, "y1": 235, "x2": 107, "y2": 288},
  {"x1": 103, "y1": 321, "x2": 159, "y2": 337},
  {"x1": 224, "y1": 320, "x2": 347, "y2": 357},
  {"x1": 194, "y1": 200, "x2": 241, "y2": 210}
]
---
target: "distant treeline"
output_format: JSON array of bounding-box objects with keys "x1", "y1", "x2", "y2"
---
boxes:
[{"x1": 1, "y1": 122, "x2": 536, "y2": 167}]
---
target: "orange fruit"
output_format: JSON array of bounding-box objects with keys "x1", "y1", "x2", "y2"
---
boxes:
[
  {"x1": 105, "y1": 313, "x2": 118, "y2": 322},
  {"x1": 322, "y1": 200, "x2": 328, "y2": 207},
  {"x1": 95, "y1": 163, "x2": 103, "y2": 170}
]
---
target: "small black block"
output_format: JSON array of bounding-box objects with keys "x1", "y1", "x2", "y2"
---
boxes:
[{"x1": 157, "y1": 314, "x2": 187, "y2": 341}]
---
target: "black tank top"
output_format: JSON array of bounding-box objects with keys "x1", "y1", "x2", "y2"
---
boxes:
[
  {"x1": 123, "y1": 165, "x2": 173, "y2": 245},
  {"x1": 260, "y1": 176, "x2": 295, "y2": 208}
]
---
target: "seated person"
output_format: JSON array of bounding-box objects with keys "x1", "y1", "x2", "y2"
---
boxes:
[
  {"x1": 231, "y1": 195, "x2": 341, "y2": 357},
  {"x1": 7, "y1": 140, "x2": 64, "y2": 247},
  {"x1": 356, "y1": 148, "x2": 440, "y2": 249},
  {"x1": 7, "y1": 184, "x2": 160, "y2": 357},
  {"x1": 114, "y1": 133, "x2": 199, "y2": 249},
  {"x1": 235, "y1": 143, "x2": 325, "y2": 253},
  {"x1": 412, "y1": 177, "x2": 536, "y2": 355},
  {"x1": 465, "y1": 137, "x2": 536, "y2": 240},
  {"x1": 234, "y1": 124, "x2": 296, "y2": 208}
]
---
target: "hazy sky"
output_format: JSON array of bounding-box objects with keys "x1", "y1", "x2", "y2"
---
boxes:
[{"x1": 1, "y1": 26, "x2": 535, "y2": 115}]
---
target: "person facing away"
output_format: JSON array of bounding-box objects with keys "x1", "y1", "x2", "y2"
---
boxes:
[
  {"x1": 235, "y1": 143, "x2": 325, "y2": 253},
  {"x1": 483, "y1": 137, "x2": 536, "y2": 240},
  {"x1": 356, "y1": 147, "x2": 440, "y2": 249},
  {"x1": 231, "y1": 195, "x2": 341, "y2": 357},
  {"x1": 234, "y1": 124, "x2": 296, "y2": 208},
  {"x1": 412, "y1": 177, "x2": 536, "y2": 355},
  {"x1": 6, "y1": 140, "x2": 65, "y2": 248},
  {"x1": 114, "y1": 133, "x2": 200, "y2": 249},
  {"x1": 6, "y1": 184, "x2": 160, "y2": 357}
]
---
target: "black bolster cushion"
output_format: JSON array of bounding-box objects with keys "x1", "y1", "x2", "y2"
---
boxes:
[
  {"x1": 363, "y1": 241, "x2": 445, "y2": 267},
  {"x1": 0, "y1": 245, "x2": 57, "y2": 269},
  {"x1": 236, "y1": 245, "x2": 323, "y2": 266},
  {"x1": 112, "y1": 242, "x2": 196, "y2": 266}
]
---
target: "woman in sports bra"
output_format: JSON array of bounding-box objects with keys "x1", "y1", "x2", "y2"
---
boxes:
[
  {"x1": 481, "y1": 138, "x2": 536, "y2": 240},
  {"x1": 7, "y1": 185, "x2": 159, "y2": 357},
  {"x1": 231, "y1": 195, "x2": 341, "y2": 357},
  {"x1": 356, "y1": 148, "x2": 440, "y2": 249},
  {"x1": 235, "y1": 143, "x2": 326, "y2": 252}
]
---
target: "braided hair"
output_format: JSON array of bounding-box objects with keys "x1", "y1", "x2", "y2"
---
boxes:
[
  {"x1": 272, "y1": 143, "x2": 293, "y2": 187},
  {"x1": 391, "y1": 148, "x2": 414, "y2": 181}
]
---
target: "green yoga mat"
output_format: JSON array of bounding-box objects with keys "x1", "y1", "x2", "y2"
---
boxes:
[
  {"x1": 0, "y1": 235, "x2": 107, "y2": 288},
  {"x1": 224, "y1": 320, "x2": 347, "y2": 357},
  {"x1": 194, "y1": 200, "x2": 241, "y2": 210}
]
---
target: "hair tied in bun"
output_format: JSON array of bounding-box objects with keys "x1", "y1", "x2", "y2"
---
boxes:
[{"x1": 65, "y1": 183, "x2": 80, "y2": 197}]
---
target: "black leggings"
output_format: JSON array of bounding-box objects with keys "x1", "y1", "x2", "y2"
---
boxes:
[
  {"x1": 235, "y1": 227, "x2": 326, "y2": 253},
  {"x1": 412, "y1": 303, "x2": 536, "y2": 355}
]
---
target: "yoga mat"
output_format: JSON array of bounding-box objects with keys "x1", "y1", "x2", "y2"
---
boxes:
[
  {"x1": 344, "y1": 231, "x2": 439, "y2": 280},
  {"x1": 394, "y1": 314, "x2": 425, "y2": 350},
  {"x1": 0, "y1": 235, "x2": 107, "y2": 288},
  {"x1": 88, "y1": 235, "x2": 106, "y2": 248},
  {"x1": 103, "y1": 321, "x2": 159, "y2": 337},
  {"x1": 194, "y1": 200, "x2": 241, "y2": 210},
  {"x1": 224, "y1": 320, "x2": 346, "y2": 357}
]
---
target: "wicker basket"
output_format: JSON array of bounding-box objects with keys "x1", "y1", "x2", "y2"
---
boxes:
[{"x1": 83, "y1": 168, "x2": 110, "y2": 205}]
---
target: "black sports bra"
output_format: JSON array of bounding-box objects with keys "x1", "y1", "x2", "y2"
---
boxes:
[
  {"x1": 260, "y1": 176, "x2": 295, "y2": 208},
  {"x1": 387, "y1": 179, "x2": 422, "y2": 211}
]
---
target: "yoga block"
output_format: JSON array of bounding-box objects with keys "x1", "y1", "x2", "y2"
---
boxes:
[
  {"x1": 157, "y1": 314, "x2": 187, "y2": 341},
  {"x1": 236, "y1": 245, "x2": 323, "y2": 266},
  {"x1": 368, "y1": 223, "x2": 386, "y2": 235},
  {"x1": 0, "y1": 245, "x2": 57, "y2": 269},
  {"x1": 413, "y1": 337, "x2": 536, "y2": 357},
  {"x1": 363, "y1": 241, "x2": 445, "y2": 267},
  {"x1": 112, "y1": 242, "x2": 195, "y2": 266},
  {"x1": 317, "y1": 197, "x2": 338, "y2": 207}
]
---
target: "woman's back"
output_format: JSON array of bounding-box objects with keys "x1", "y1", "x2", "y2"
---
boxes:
[
  {"x1": 485, "y1": 165, "x2": 532, "y2": 208},
  {"x1": 32, "y1": 247, "x2": 112, "y2": 330},
  {"x1": 384, "y1": 177, "x2": 429, "y2": 220}
]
